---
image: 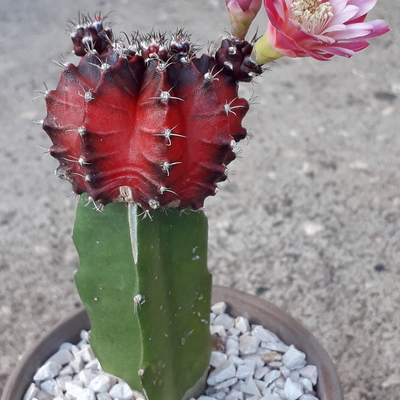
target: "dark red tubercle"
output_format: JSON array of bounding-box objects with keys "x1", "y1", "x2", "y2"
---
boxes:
[
  {"x1": 70, "y1": 14, "x2": 113, "y2": 57},
  {"x1": 43, "y1": 16, "x2": 263, "y2": 211}
]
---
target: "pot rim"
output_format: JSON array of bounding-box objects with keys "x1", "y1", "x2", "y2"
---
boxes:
[{"x1": 2, "y1": 285, "x2": 343, "y2": 400}]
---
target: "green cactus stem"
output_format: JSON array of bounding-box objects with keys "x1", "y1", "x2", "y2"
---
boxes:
[{"x1": 73, "y1": 194, "x2": 212, "y2": 400}]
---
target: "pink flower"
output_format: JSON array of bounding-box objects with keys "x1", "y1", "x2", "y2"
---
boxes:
[
  {"x1": 253, "y1": 0, "x2": 390, "y2": 62},
  {"x1": 225, "y1": 0, "x2": 262, "y2": 40}
]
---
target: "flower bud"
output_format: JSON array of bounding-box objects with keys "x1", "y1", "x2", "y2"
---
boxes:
[{"x1": 225, "y1": 0, "x2": 262, "y2": 40}]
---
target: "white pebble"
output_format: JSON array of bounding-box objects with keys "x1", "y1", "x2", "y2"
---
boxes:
[
  {"x1": 207, "y1": 360, "x2": 236, "y2": 386},
  {"x1": 66, "y1": 381, "x2": 84, "y2": 398},
  {"x1": 79, "y1": 369, "x2": 98, "y2": 387},
  {"x1": 211, "y1": 302, "x2": 227, "y2": 315},
  {"x1": 254, "y1": 379, "x2": 268, "y2": 393},
  {"x1": 41, "y1": 379, "x2": 63, "y2": 396},
  {"x1": 235, "y1": 317, "x2": 250, "y2": 333},
  {"x1": 236, "y1": 364, "x2": 254, "y2": 380},
  {"x1": 214, "y1": 391, "x2": 229, "y2": 400},
  {"x1": 76, "y1": 346, "x2": 95, "y2": 363},
  {"x1": 23, "y1": 383, "x2": 39, "y2": 400},
  {"x1": 299, "y1": 395, "x2": 319, "y2": 400},
  {"x1": 225, "y1": 338, "x2": 239, "y2": 356},
  {"x1": 243, "y1": 359, "x2": 256, "y2": 369},
  {"x1": 239, "y1": 335, "x2": 260, "y2": 355},
  {"x1": 226, "y1": 389, "x2": 244, "y2": 399},
  {"x1": 56, "y1": 375, "x2": 72, "y2": 390},
  {"x1": 213, "y1": 314, "x2": 235, "y2": 330},
  {"x1": 77, "y1": 387, "x2": 96, "y2": 400},
  {"x1": 300, "y1": 365, "x2": 318, "y2": 385},
  {"x1": 241, "y1": 377, "x2": 261, "y2": 397},
  {"x1": 33, "y1": 361, "x2": 62, "y2": 381},
  {"x1": 227, "y1": 328, "x2": 240, "y2": 340},
  {"x1": 272, "y1": 388, "x2": 286, "y2": 399},
  {"x1": 205, "y1": 387, "x2": 217, "y2": 395},
  {"x1": 290, "y1": 370, "x2": 300, "y2": 382},
  {"x1": 59, "y1": 342, "x2": 74, "y2": 352},
  {"x1": 77, "y1": 339, "x2": 89, "y2": 349},
  {"x1": 254, "y1": 366, "x2": 270, "y2": 380},
  {"x1": 47, "y1": 349, "x2": 74, "y2": 366},
  {"x1": 282, "y1": 346, "x2": 306, "y2": 370},
  {"x1": 300, "y1": 377, "x2": 313, "y2": 393},
  {"x1": 229, "y1": 355, "x2": 244, "y2": 366},
  {"x1": 210, "y1": 325, "x2": 227, "y2": 338},
  {"x1": 70, "y1": 345, "x2": 80, "y2": 355},
  {"x1": 59, "y1": 365, "x2": 74, "y2": 376},
  {"x1": 241, "y1": 355, "x2": 264, "y2": 368},
  {"x1": 109, "y1": 382, "x2": 133, "y2": 400},
  {"x1": 85, "y1": 358, "x2": 101, "y2": 371},
  {"x1": 80, "y1": 330, "x2": 90, "y2": 342},
  {"x1": 275, "y1": 377, "x2": 285, "y2": 389},
  {"x1": 33, "y1": 389, "x2": 53, "y2": 400},
  {"x1": 252, "y1": 326, "x2": 279, "y2": 343},
  {"x1": 96, "y1": 392, "x2": 113, "y2": 400},
  {"x1": 214, "y1": 377, "x2": 238, "y2": 390},
  {"x1": 89, "y1": 375, "x2": 111, "y2": 393},
  {"x1": 264, "y1": 370, "x2": 281, "y2": 386},
  {"x1": 197, "y1": 396, "x2": 217, "y2": 400},
  {"x1": 210, "y1": 312, "x2": 217, "y2": 324},
  {"x1": 260, "y1": 390, "x2": 281, "y2": 400},
  {"x1": 284, "y1": 378, "x2": 304, "y2": 400},
  {"x1": 70, "y1": 356, "x2": 84, "y2": 374},
  {"x1": 210, "y1": 351, "x2": 228, "y2": 368},
  {"x1": 280, "y1": 365, "x2": 291, "y2": 379},
  {"x1": 261, "y1": 341, "x2": 289, "y2": 353}
]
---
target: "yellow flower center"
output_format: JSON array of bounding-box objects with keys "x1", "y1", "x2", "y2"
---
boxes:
[{"x1": 291, "y1": 0, "x2": 333, "y2": 34}]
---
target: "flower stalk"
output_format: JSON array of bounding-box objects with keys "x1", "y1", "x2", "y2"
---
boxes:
[{"x1": 251, "y1": 31, "x2": 284, "y2": 64}]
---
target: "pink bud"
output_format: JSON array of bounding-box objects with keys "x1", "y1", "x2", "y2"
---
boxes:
[{"x1": 225, "y1": 0, "x2": 262, "y2": 40}]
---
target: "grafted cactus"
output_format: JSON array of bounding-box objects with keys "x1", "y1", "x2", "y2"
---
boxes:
[{"x1": 41, "y1": 14, "x2": 262, "y2": 400}]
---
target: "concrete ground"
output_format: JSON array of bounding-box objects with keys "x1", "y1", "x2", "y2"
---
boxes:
[{"x1": 0, "y1": 0, "x2": 399, "y2": 399}]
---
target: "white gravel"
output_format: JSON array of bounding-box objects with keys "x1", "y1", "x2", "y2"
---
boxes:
[{"x1": 24, "y1": 302, "x2": 319, "y2": 400}]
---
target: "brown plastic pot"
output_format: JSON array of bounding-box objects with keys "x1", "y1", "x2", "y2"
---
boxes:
[{"x1": 2, "y1": 286, "x2": 343, "y2": 400}]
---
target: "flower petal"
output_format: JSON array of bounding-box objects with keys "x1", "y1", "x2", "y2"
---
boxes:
[
  {"x1": 329, "y1": 4, "x2": 359, "y2": 25},
  {"x1": 347, "y1": 0, "x2": 377, "y2": 20}
]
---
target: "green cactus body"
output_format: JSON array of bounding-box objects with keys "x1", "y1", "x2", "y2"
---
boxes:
[{"x1": 73, "y1": 194, "x2": 212, "y2": 400}]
